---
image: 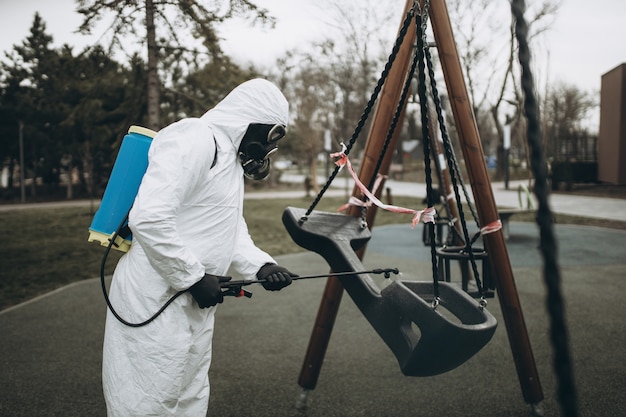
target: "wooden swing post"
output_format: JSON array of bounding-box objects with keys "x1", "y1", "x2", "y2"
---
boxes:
[
  {"x1": 428, "y1": 0, "x2": 544, "y2": 406},
  {"x1": 297, "y1": 0, "x2": 418, "y2": 394}
]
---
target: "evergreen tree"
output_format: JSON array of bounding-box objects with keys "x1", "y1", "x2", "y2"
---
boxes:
[
  {"x1": 58, "y1": 46, "x2": 148, "y2": 198},
  {"x1": 0, "y1": 13, "x2": 149, "y2": 200},
  {"x1": 162, "y1": 55, "x2": 257, "y2": 124},
  {"x1": 0, "y1": 13, "x2": 61, "y2": 198}
]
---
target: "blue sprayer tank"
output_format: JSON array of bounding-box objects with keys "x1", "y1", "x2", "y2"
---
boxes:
[{"x1": 88, "y1": 125, "x2": 156, "y2": 252}]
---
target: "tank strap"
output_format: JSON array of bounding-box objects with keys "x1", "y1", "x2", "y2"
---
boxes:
[{"x1": 211, "y1": 136, "x2": 218, "y2": 169}]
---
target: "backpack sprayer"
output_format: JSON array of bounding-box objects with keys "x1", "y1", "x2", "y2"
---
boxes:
[{"x1": 88, "y1": 126, "x2": 156, "y2": 252}]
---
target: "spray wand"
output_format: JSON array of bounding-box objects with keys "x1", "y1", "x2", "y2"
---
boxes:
[{"x1": 221, "y1": 268, "x2": 400, "y2": 298}]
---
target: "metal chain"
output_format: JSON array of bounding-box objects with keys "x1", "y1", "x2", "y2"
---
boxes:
[
  {"x1": 423, "y1": 37, "x2": 485, "y2": 296},
  {"x1": 303, "y1": 3, "x2": 419, "y2": 219},
  {"x1": 413, "y1": 8, "x2": 440, "y2": 300},
  {"x1": 413, "y1": 0, "x2": 485, "y2": 298},
  {"x1": 420, "y1": 0, "x2": 431, "y2": 48},
  {"x1": 365, "y1": 9, "x2": 424, "y2": 204}
]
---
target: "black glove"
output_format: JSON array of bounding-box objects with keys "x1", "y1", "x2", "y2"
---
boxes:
[
  {"x1": 256, "y1": 263, "x2": 297, "y2": 291},
  {"x1": 188, "y1": 274, "x2": 232, "y2": 308}
]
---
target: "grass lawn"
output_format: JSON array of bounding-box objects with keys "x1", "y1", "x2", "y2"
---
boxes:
[
  {"x1": 1, "y1": 193, "x2": 625, "y2": 311},
  {"x1": 0, "y1": 195, "x2": 425, "y2": 310}
]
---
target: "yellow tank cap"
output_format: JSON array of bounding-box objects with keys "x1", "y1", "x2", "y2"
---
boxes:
[
  {"x1": 88, "y1": 230, "x2": 131, "y2": 253},
  {"x1": 128, "y1": 125, "x2": 157, "y2": 138}
]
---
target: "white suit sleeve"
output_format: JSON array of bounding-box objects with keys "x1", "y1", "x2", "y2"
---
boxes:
[
  {"x1": 231, "y1": 216, "x2": 275, "y2": 280},
  {"x1": 128, "y1": 120, "x2": 212, "y2": 291}
]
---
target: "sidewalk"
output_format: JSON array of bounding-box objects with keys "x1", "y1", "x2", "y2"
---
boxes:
[
  {"x1": 280, "y1": 173, "x2": 626, "y2": 222},
  {"x1": 2, "y1": 176, "x2": 626, "y2": 222}
]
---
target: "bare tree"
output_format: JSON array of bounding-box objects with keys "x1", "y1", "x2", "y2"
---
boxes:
[
  {"x1": 446, "y1": 0, "x2": 560, "y2": 179},
  {"x1": 272, "y1": 0, "x2": 403, "y2": 190},
  {"x1": 542, "y1": 81, "x2": 597, "y2": 161},
  {"x1": 75, "y1": 0, "x2": 274, "y2": 130}
]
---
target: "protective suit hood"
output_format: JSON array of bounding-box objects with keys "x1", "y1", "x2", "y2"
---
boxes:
[{"x1": 200, "y1": 78, "x2": 289, "y2": 152}]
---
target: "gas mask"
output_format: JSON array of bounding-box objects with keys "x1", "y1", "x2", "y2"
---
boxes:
[{"x1": 238, "y1": 123, "x2": 286, "y2": 180}]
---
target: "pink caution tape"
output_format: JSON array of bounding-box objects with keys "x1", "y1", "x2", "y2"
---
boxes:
[
  {"x1": 480, "y1": 220, "x2": 502, "y2": 235},
  {"x1": 331, "y1": 145, "x2": 435, "y2": 228}
]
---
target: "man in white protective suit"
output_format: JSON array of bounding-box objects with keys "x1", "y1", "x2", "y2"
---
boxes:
[{"x1": 102, "y1": 78, "x2": 298, "y2": 416}]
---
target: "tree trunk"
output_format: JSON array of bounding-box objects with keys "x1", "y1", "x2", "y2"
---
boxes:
[
  {"x1": 82, "y1": 140, "x2": 94, "y2": 197},
  {"x1": 66, "y1": 161, "x2": 74, "y2": 200},
  {"x1": 146, "y1": 0, "x2": 160, "y2": 130},
  {"x1": 309, "y1": 157, "x2": 320, "y2": 194},
  {"x1": 8, "y1": 158, "x2": 14, "y2": 189},
  {"x1": 29, "y1": 140, "x2": 37, "y2": 199}
]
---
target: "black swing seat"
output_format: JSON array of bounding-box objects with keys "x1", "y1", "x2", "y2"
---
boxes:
[{"x1": 282, "y1": 207, "x2": 497, "y2": 377}]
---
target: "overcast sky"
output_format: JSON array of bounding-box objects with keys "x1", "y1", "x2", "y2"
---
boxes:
[{"x1": 1, "y1": 0, "x2": 625, "y2": 97}]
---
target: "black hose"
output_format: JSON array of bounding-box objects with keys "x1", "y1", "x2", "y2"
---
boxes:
[{"x1": 99, "y1": 213, "x2": 186, "y2": 328}]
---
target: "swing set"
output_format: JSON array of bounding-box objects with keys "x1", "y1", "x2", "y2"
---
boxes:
[{"x1": 282, "y1": 1, "x2": 578, "y2": 416}]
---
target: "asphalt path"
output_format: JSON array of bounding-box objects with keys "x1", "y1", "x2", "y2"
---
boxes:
[{"x1": 1, "y1": 179, "x2": 625, "y2": 416}]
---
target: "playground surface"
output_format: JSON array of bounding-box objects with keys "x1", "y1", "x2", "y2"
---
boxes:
[{"x1": 1, "y1": 214, "x2": 625, "y2": 416}]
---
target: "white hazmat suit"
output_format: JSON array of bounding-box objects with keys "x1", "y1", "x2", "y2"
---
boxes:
[{"x1": 102, "y1": 79, "x2": 289, "y2": 416}]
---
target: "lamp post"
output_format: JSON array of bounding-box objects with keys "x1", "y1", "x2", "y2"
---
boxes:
[
  {"x1": 504, "y1": 114, "x2": 512, "y2": 190},
  {"x1": 19, "y1": 120, "x2": 25, "y2": 203}
]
